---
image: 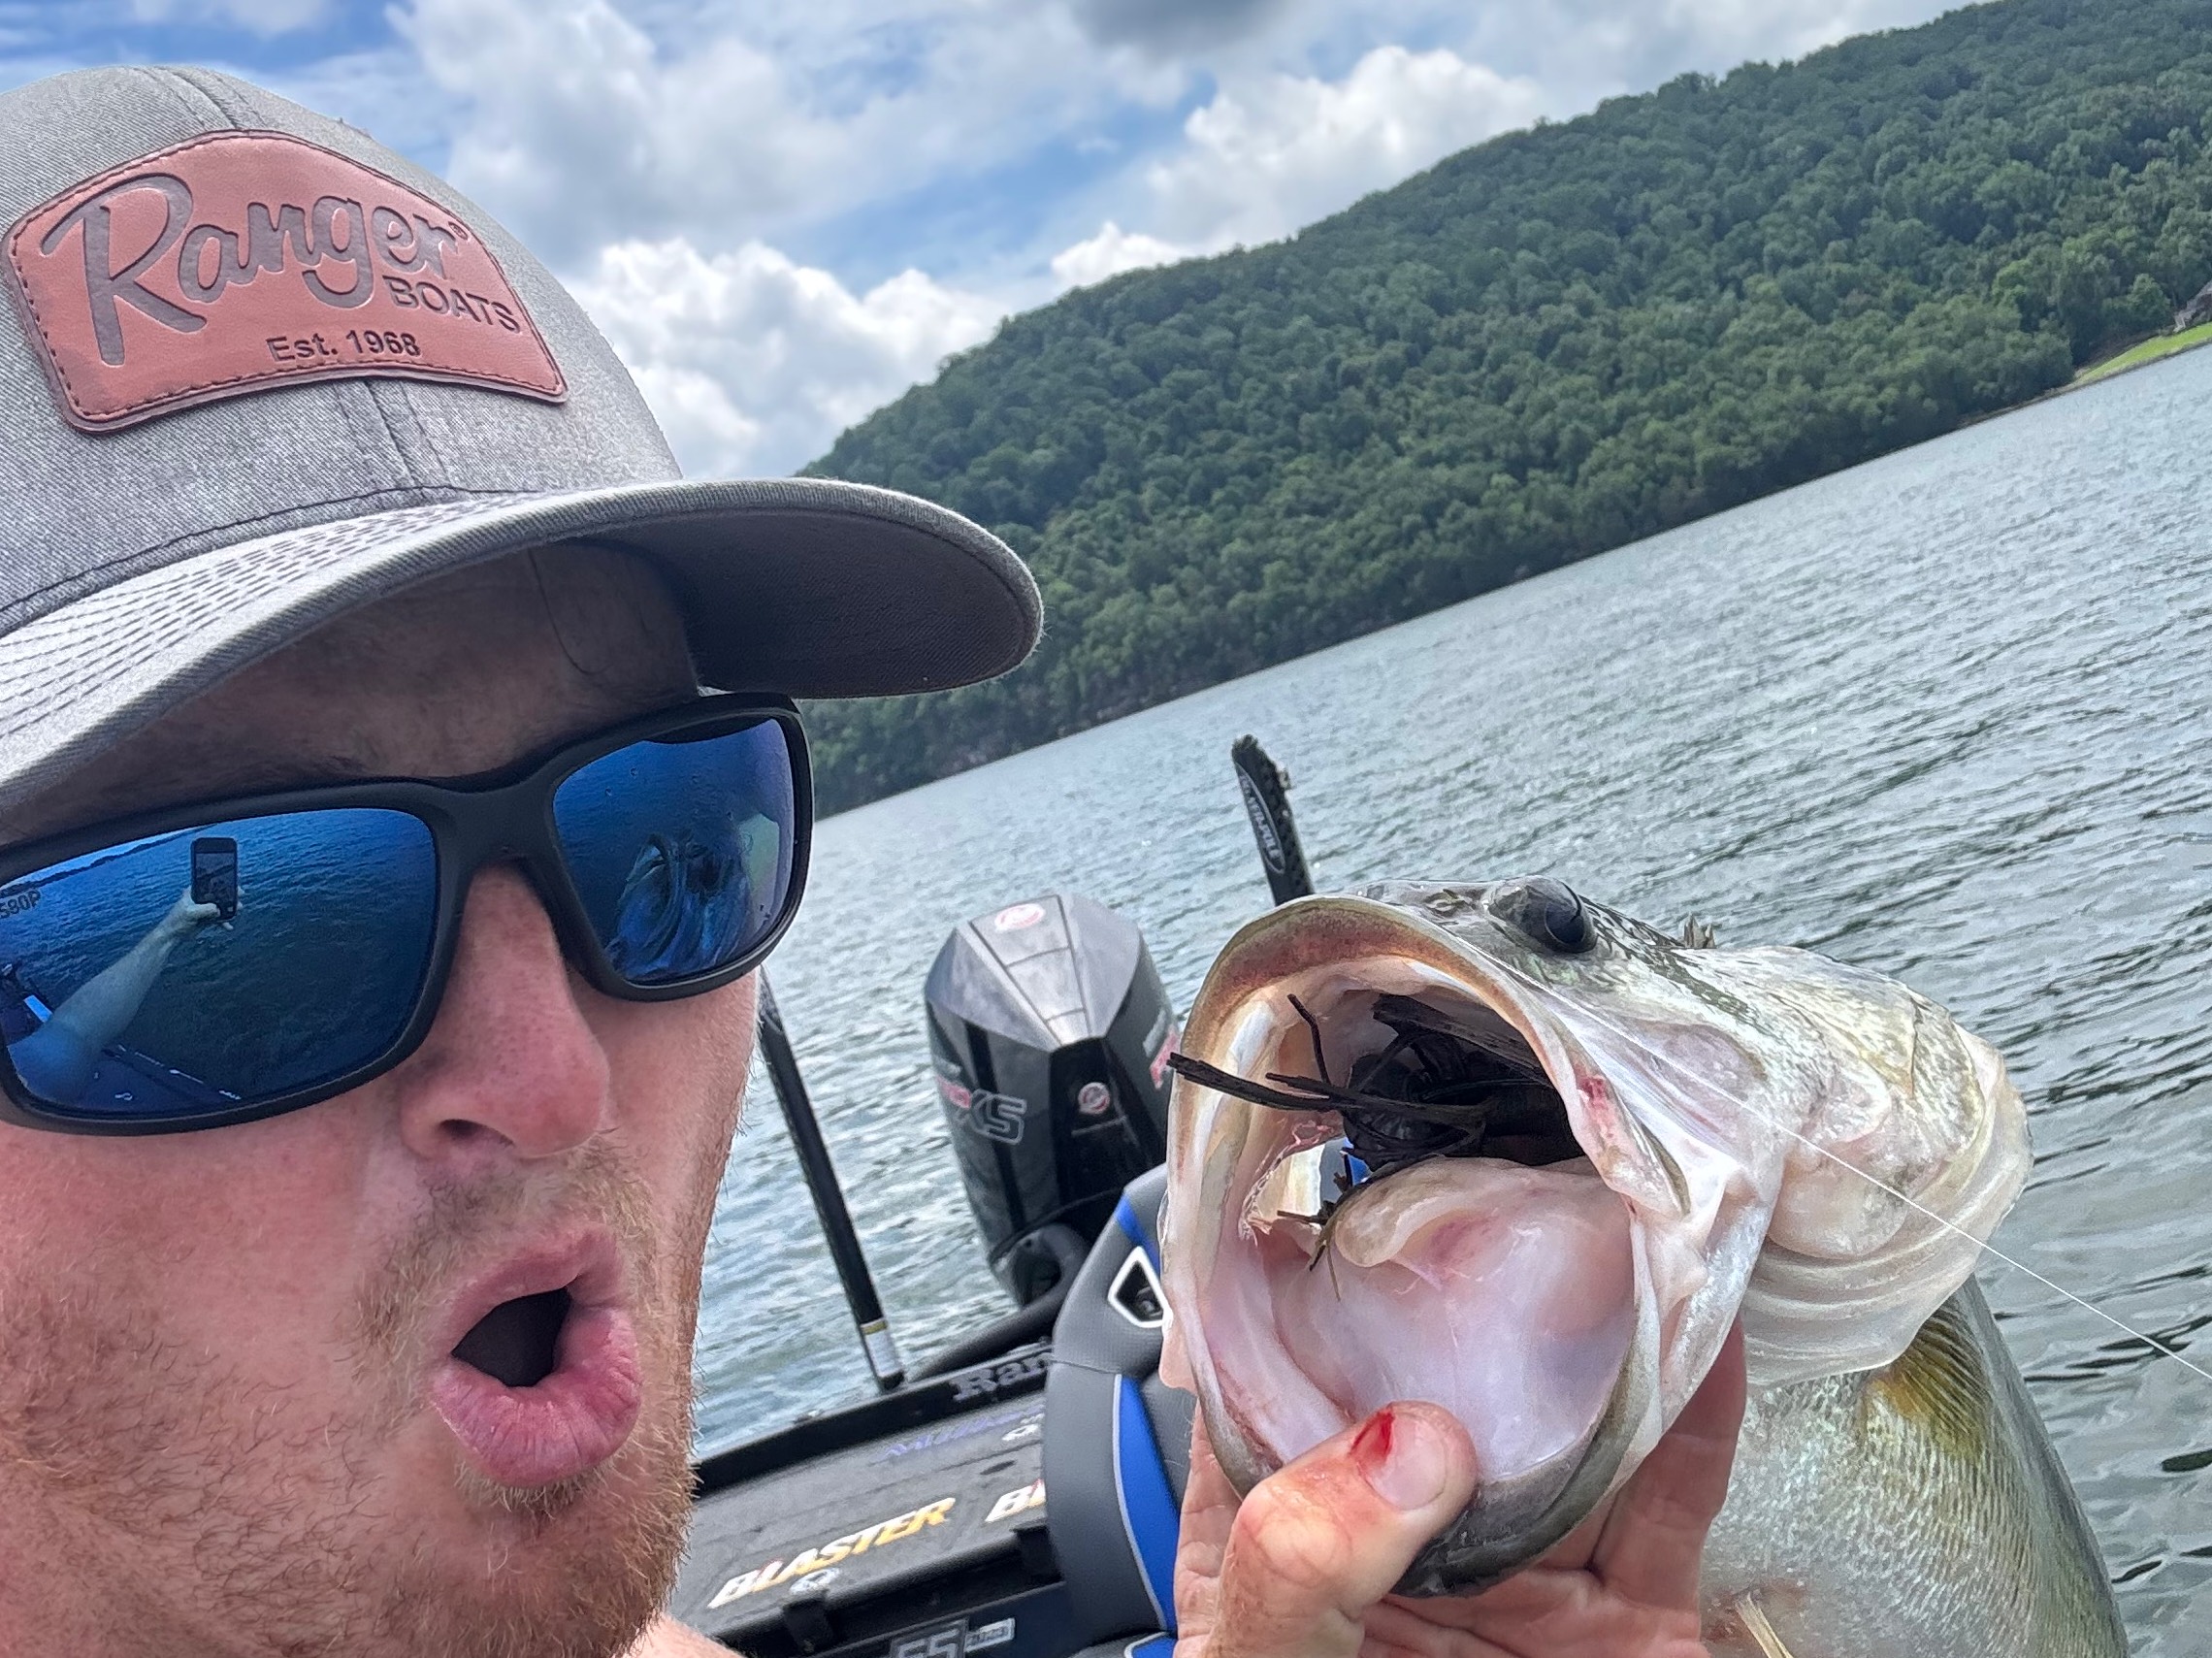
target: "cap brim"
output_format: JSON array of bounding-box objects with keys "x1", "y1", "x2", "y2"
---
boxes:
[{"x1": 0, "y1": 477, "x2": 1039, "y2": 817}]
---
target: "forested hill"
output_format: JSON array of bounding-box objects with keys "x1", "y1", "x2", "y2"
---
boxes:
[{"x1": 802, "y1": 0, "x2": 2212, "y2": 811}]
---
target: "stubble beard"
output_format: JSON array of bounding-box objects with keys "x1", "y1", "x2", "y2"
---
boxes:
[{"x1": 0, "y1": 1140, "x2": 717, "y2": 1658}]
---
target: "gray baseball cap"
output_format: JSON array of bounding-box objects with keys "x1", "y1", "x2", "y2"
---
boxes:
[{"x1": 0, "y1": 64, "x2": 1039, "y2": 816}]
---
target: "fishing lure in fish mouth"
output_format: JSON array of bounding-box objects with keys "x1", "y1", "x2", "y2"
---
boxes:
[
  {"x1": 1167, "y1": 990, "x2": 1584, "y2": 1180},
  {"x1": 1158, "y1": 879, "x2": 2125, "y2": 1654}
]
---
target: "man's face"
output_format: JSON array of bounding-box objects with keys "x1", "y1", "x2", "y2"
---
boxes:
[{"x1": 0, "y1": 547, "x2": 752, "y2": 1658}]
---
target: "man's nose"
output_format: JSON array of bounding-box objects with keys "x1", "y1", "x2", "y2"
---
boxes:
[{"x1": 392, "y1": 864, "x2": 612, "y2": 1167}]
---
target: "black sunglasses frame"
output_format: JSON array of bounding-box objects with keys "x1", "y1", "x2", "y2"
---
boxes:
[{"x1": 0, "y1": 694, "x2": 811, "y2": 1136}]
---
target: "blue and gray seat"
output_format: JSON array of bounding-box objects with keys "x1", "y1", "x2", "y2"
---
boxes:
[{"x1": 1043, "y1": 1164, "x2": 1190, "y2": 1658}]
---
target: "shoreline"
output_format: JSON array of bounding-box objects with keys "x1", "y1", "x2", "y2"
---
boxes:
[
  {"x1": 1958, "y1": 320, "x2": 2212, "y2": 433},
  {"x1": 2063, "y1": 320, "x2": 2212, "y2": 394}
]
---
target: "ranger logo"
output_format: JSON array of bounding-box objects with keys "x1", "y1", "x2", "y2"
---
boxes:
[{"x1": 6, "y1": 131, "x2": 566, "y2": 431}]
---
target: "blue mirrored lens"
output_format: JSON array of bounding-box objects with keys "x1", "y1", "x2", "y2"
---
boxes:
[
  {"x1": 0, "y1": 809, "x2": 438, "y2": 1120},
  {"x1": 552, "y1": 719, "x2": 797, "y2": 986}
]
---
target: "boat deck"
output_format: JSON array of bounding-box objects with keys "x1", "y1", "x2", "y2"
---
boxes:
[{"x1": 674, "y1": 1346, "x2": 1074, "y2": 1658}]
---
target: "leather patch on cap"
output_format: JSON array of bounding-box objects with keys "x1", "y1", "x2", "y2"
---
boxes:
[{"x1": 4, "y1": 131, "x2": 567, "y2": 432}]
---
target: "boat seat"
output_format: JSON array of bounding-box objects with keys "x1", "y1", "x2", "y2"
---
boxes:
[
  {"x1": 1066, "y1": 1638, "x2": 1175, "y2": 1658},
  {"x1": 1043, "y1": 1163, "x2": 1191, "y2": 1650}
]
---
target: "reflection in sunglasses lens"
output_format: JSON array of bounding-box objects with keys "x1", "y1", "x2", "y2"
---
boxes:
[
  {"x1": 0, "y1": 808, "x2": 437, "y2": 1119},
  {"x1": 553, "y1": 721, "x2": 797, "y2": 985}
]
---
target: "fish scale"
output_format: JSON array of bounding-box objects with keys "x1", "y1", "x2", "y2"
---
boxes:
[{"x1": 1706, "y1": 1280, "x2": 2125, "y2": 1657}]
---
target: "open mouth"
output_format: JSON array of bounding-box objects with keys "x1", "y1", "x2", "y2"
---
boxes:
[
  {"x1": 428, "y1": 1238, "x2": 646, "y2": 1490},
  {"x1": 452, "y1": 1286, "x2": 574, "y2": 1389},
  {"x1": 1173, "y1": 968, "x2": 1640, "y2": 1488}
]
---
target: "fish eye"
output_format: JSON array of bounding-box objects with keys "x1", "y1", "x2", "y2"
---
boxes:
[{"x1": 1493, "y1": 878, "x2": 1596, "y2": 956}]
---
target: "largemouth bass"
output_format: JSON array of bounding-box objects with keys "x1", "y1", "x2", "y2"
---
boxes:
[{"x1": 1158, "y1": 878, "x2": 2125, "y2": 1656}]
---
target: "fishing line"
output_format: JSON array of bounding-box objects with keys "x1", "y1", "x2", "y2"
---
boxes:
[
  {"x1": 1198, "y1": 984, "x2": 2209, "y2": 1384},
  {"x1": 1760, "y1": 1114, "x2": 2212, "y2": 1389},
  {"x1": 1559, "y1": 997, "x2": 2212, "y2": 1387}
]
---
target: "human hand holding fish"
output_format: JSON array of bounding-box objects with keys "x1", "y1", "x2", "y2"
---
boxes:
[
  {"x1": 1168, "y1": 1322, "x2": 1745, "y2": 1658},
  {"x1": 1159, "y1": 878, "x2": 2130, "y2": 1657}
]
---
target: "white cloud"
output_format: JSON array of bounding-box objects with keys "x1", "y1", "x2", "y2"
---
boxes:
[
  {"x1": 395, "y1": 0, "x2": 822, "y2": 264},
  {"x1": 1066, "y1": 0, "x2": 1294, "y2": 53},
  {"x1": 1139, "y1": 44, "x2": 1548, "y2": 249},
  {"x1": 393, "y1": 0, "x2": 1143, "y2": 266},
  {"x1": 1651, "y1": 0, "x2": 1940, "y2": 62},
  {"x1": 572, "y1": 237, "x2": 1003, "y2": 477},
  {"x1": 1050, "y1": 220, "x2": 1191, "y2": 288},
  {"x1": 1437, "y1": 0, "x2": 1969, "y2": 109},
  {"x1": 1040, "y1": 42, "x2": 1547, "y2": 286},
  {"x1": 129, "y1": 0, "x2": 329, "y2": 32},
  {"x1": 360, "y1": 0, "x2": 1968, "y2": 464}
]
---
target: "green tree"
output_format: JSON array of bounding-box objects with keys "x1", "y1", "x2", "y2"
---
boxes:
[{"x1": 801, "y1": 0, "x2": 2212, "y2": 811}]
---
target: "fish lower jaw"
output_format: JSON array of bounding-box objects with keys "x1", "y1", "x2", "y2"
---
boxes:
[
  {"x1": 1220, "y1": 1155, "x2": 1641, "y2": 1489},
  {"x1": 1398, "y1": 1428, "x2": 1621, "y2": 1594}
]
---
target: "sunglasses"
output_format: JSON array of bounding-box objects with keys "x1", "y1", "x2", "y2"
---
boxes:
[{"x1": 0, "y1": 696, "x2": 810, "y2": 1135}]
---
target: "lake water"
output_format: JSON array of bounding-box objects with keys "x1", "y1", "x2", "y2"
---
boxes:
[{"x1": 693, "y1": 346, "x2": 2212, "y2": 1648}]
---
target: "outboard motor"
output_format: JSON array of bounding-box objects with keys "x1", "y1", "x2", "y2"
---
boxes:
[{"x1": 925, "y1": 894, "x2": 1178, "y2": 1305}]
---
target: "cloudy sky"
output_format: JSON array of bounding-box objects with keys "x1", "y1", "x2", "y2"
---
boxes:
[{"x1": 6, "y1": 0, "x2": 1965, "y2": 475}]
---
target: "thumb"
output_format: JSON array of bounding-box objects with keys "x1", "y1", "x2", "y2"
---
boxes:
[{"x1": 1203, "y1": 1404, "x2": 1477, "y2": 1658}]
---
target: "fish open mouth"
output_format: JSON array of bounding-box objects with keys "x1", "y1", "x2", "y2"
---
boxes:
[
  {"x1": 1164, "y1": 881, "x2": 2036, "y2": 1595},
  {"x1": 453, "y1": 1286, "x2": 574, "y2": 1388},
  {"x1": 1169, "y1": 962, "x2": 1642, "y2": 1503}
]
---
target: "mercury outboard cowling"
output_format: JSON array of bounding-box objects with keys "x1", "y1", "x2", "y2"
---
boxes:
[{"x1": 925, "y1": 894, "x2": 1178, "y2": 1305}]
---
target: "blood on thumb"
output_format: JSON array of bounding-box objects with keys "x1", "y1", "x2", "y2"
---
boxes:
[{"x1": 1205, "y1": 1403, "x2": 1475, "y2": 1658}]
